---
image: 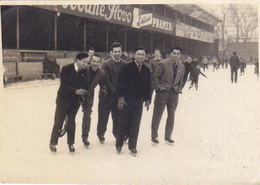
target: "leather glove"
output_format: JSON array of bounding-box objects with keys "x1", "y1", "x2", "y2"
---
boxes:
[{"x1": 117, "y1": 97, "x2": 126, "y2": 110}]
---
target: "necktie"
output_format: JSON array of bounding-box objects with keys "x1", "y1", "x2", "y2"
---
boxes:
[{"x1": 137, "y1": 64, "x2": 141, "y2": 72}]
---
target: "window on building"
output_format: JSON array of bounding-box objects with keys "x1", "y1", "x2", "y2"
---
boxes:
[
  {"x1": 165, "y1": 35, "x2": 172, "y2": 54},
  {"x1": 1, "y1": 6, "x2": 17, "y2": 49},
  {"x1": 153, "y1": 33, "x2": 164, "y2": 55},
  {"x1": 19, "y1": 6, "x2": 55, "y2": 50},
  {"x1": 141, "y1": 5, "x2": 153, "y2": 12},
  {"x1": 126, "y1": 28, "x2": 139, "y2": 52},
  {"x1": 165, "y1": 6, "x2": 174, "y2": 20},
  {"x1": 154, "y1": 5, "x2": 165, "y2": 17},
  {"x1": 57, "y1": 13, "x2": 84, "y2": 51},
  {"x1": 108, "y1": 23, "x2": 126, "y2": 51},
  {"x1": 140, "y1": 30, "x2": 151, "y2": 54},
  {"x1": 85, "y1": 19, "x2": 107, "y2": 52}
]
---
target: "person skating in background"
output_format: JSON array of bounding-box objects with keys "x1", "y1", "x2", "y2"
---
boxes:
[
  {"x1": 97, "y1": 42, "x2": 126, "y2": 143},
  {"x1": 116, "y1": 46, "x2": 151, "y2": 156},
  {"x1": 229, "y1": 51, "x2": 240, "y2": 83},
  {"x1": 49, "y1": 53, "x2": 89, "y2": 153},
  {"x1": 151, "y1": 47, "x2": 185, "y2": 145},
  {"x1": 239, "y1": 58, "x2": 246, "y2": 76},
  {"x1": 201, "y1": 56, "x2": 209, "y2": 71},
  {"x1": 182, "y1": 55, "x2": 193, "y2": 88},
  {"x1": 212, "y1": 56, "x2": 218, "y2": 72},
  {"x1": 189, "y1": 64, "x2": 207, "y2": 90},
  {"x1": 254, "y1": 60, "x2": 259, "y2": 78}
]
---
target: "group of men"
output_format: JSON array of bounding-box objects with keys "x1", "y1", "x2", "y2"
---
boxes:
[{"x1": 49, "y1": 42, "x2": 185, "y2": 156}]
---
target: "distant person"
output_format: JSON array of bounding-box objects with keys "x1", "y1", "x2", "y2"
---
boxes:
[
  {"x1": 201, "y1": 56, "x2": 209, "y2": 71},
  {"x1": 229, "y1": 52, "x2": 240, "y2": 83},
  {"x1": 150, "y1": 49, "x2": 163, "y2": 73},
  {"x1": 49, "y1": 53, "x2": 89, "y2": 153},
  {"x1": 189, "y1": 65, "x2": 207, "y2": 90},
  {"x1": 88, "y1": 47, "x2": 95, "y2": 58},
  {"x1": 116, "y1": 46, "x2": 151, "y2": 156},
  {"x1": 182, "y1": 55, "x2": 193, "y2": 88},
  {"x1": 212, "y1": 56, "x2": 218, "y2": 72},
  {"x1": 254, "y1": 61, "x2": 259, "y2": 78},
  {"x1": 239, "y1": 58, "x2": 246, "y2": 76},
  {"x1": 151, "y1": 47, "x2": 185, "y2": 145}
]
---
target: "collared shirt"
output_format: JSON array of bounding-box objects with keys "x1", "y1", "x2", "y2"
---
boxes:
[{"x1": 74, "y1": 62, "x2": 80, "y2": 72}]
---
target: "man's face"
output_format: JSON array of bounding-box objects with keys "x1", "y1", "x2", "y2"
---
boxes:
[
  {"x1": 80, "y1": 57, "x2": 91, "y2": 69},
  {"x1": 154, "y1": 50, "x2": 161, "y2": 59},
  {"x1": 171, "y1": 49, "x2": 181, "y2": 59},
  {"x1": 111, "y1": 47, "x2": 122, "y2": 60},
  {"x1": 77, "y1": 57, "x2": 90, "y2": 69},
  {"x1": 187, "y1": 56, "x2": 192, "y2": 63},
  {"x1": 135, "y1": 49, "x2": 146, "y2": 64},
  {"x1": 90, "y1": 56, "x2": 101, "y2": 71},
  {"x1": 88, "y1": 50, "x2": 95, "y2": 57}
]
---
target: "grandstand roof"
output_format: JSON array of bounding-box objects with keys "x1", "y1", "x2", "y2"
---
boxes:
[{"x1": 168, "y1": 4, "x2": 222, "y2": 26}]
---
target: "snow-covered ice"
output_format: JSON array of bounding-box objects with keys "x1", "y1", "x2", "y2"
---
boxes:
[{"x1": 0, "y1": 65, "x2": 260, "y2": 185}]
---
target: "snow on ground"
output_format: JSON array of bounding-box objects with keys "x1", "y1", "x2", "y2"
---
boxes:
[{"x1": 0, "y1": 65, "x2": 260, "y2": 185}]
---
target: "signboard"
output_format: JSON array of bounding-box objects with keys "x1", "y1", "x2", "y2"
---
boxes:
[
  {"x1": 36, "y1": 5, "x2": 175, "y2": 35},
  {"x1": 132, "y1": 8, "x2": 174, "y2": 35},
  {"x1": 175, "y1": 21, "x2": 215, "y2": 43}
]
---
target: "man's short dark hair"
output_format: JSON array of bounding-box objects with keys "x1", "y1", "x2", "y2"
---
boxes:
[
  {"x1": 171, "y1": 47, "x2": 182, "y2": 53},
  {"x1": 76, "y1": 53, "x2": 89, "y2": 60},
  {"x1": 93, "y1": 53, "x2": 102, "y2": 59},
  {"x1": 135, "y1": 46, "x2": 146, "y2": 53},
  {"x1": 88, "y1": 47, "x2": 95, "y2": 51},
  {"x1": 233, "y1": 51, "x2": 236, "y2": 55},
  {"x1": 111, "y1": 42, "x2": 123, "y2": 51}
]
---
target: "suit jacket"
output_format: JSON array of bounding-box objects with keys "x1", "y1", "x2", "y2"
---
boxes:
[
  {"x1": 117, "y1": 61, "x2": 151, "y2": 103},
  {"x1": 230, "y1": 55, "x2": 240, "y2": 70},
  {"x1": 153, "y1": 57, "x2": 185, "y2": 93},
  {"x1": 56, "y1": 63, "x2": 88, "y2": 108},
  {"x1": 82, "y1": 67, "x2": 106, "y2": 108}
]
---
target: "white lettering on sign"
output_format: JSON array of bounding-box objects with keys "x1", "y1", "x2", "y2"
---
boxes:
[
  {"x1": 152, "y1": 18, "x2": 172, "y2": 31},
  {"x1": 105, "y1": 5, "x2": 132, "y2": 23},
  {"x1": 61, "y1": 5, "x2": 132, "y2": 24}
]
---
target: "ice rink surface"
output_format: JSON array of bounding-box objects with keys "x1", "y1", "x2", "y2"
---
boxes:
[{"x1": 1, "y1": 65, "x2": 260, "y2": 185}]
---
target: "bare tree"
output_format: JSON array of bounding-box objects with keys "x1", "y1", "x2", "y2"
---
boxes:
[
  {"x1": 229, "y1": 4, "x2": 258, "y2": 42},
  {"x1": 215, "y1": 4, "x2": 232, "y2": 60},
  {"x1": 240, "y1": 9, "x2": 258, "y2": 42}
]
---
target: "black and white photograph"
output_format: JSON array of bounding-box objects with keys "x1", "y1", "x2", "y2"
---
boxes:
[{"x1": 0, "y1": 1, "x2": 259, "y2": 184}]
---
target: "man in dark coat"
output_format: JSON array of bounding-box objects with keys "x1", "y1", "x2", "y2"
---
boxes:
[
  {"x1": 49, "y1": 53, "x2": 89, "y2": 152},
  {"x1": 151, "y1": 47, "x2": 185, "y2": 145},
  {"x1": 229, "y1": 51, "x2": 240, "y2": 83},
  {"x1": 96, "y1": 42, "x2": 126, "y2": 143},
  {"x1": 81, "y1": 54, "x2": 106, "y2": 147},
  {"x1": 116, "y1": 46, "x2": 151, "y2": 155}
]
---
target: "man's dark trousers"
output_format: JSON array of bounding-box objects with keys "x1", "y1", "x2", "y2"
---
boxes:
[
  {"x1": 81, "y1": 99, "x2": 93, "y2": 140},
  {"x1": 151, "y1": 89, "x2": 179, "y2": 140},
  {"x1": 231, "y1": 68, "x2": 238, "y2": 83},
  {"x1": 97, "y1": 94, "x2": 120, "y2": 138},
  {"x1": 116, "y1": 99, "x2": 143, "y2": 149},
  {"x1": 50, "y1": 103, "x2": 80, "y2": 145}
]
